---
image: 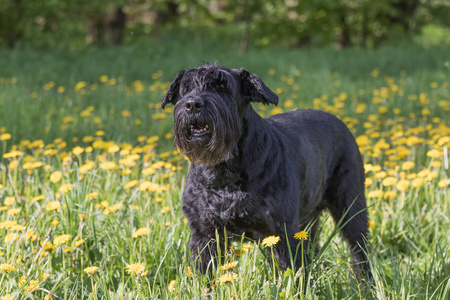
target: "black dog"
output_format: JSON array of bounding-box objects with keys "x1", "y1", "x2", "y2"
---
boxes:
[{"x1": 161, "y1": 63, "x2": 370, "y2": 279}]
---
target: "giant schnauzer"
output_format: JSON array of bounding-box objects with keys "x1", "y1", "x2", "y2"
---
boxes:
[{"x1": 161, "y1": 63, "x2": 371, "y2": 280}]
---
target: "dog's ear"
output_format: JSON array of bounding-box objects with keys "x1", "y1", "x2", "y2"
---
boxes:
[
  {"x1": 239, "y1": 68, "x2": 279, "y2": 105},
  {"x1": 161, "y1": 70, "x2": 185, "y2": 109}
]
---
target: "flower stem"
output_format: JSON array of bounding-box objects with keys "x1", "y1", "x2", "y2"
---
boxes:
[
  {"x1": 90, "y1": 276, "x2": 96, "y2": 300},
  {"x1": 271, "y1": 247, "x2": 276, "y2": 285}
]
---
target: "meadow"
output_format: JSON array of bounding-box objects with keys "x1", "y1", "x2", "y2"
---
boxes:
[{"x1": 0, "y1": 39, "x2": 449, "y2": 299}]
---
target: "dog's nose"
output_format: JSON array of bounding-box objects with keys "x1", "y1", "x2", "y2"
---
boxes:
[{"x1": 185, "y1": 98, "x2": 204, "y2": 113}]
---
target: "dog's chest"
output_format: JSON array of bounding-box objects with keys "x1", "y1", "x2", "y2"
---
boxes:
[
  {"x1": 189, "y1": 184, "x2": 252, "y2": 222},
  {"x1": 183, "y1": 166, "x2": 266, "y2": 235}
]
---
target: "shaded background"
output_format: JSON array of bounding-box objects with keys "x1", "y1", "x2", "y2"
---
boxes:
[{"x1": 1, "y1": 0, "x2": 450, "y2": 50}]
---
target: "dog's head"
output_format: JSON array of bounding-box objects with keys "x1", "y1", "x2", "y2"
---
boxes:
[{"x1": 161, "y1": 63, "x2": 278, "y2": 166}]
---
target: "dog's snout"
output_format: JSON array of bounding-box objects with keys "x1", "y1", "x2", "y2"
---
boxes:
[{"x1": 185, "y1": 98, "x2": 204, "y2": 113}]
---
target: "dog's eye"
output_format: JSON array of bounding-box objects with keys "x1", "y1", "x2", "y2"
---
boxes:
[{"x1": 217, "y1": 83, "x2": 226, "y2": 90}]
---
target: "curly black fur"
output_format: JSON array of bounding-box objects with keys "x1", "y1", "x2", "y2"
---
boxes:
[{"x1": 161, "y1": 63, "x2": 371, "y2": 280}]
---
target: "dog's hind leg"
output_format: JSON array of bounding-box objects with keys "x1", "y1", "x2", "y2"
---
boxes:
[{"x1": 325, "y1": 159, "x2": 371, "y2": 282}]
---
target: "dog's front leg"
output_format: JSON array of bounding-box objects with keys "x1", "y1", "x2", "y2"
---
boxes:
[
  {"x1": 189, "y1": 232, "x2": 219, "y2": 274},
  {"x1": 272, "y1": 235, "x2": 297, "y2": 270}
]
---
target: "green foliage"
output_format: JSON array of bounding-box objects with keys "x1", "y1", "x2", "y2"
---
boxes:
[{"x1": 1, "y1": 0, "x2": 450, "y2": 49}]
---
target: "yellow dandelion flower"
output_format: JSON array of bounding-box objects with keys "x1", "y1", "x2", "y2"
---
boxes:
[
  {"x1": 59, "y1": 183, "x2": 73, "y2": 193},
  {"x1": 122, "y1": 109, "x2": 132, "y2": 117},
  {"x1": 269, "y1": 107, "x2": 283, "y2": 116},
  {"x1": 124, "y1": 180, "x2": 139, "y2": 189},
  {"x1": 84, "y1": 266, "x2": 99, "y2": 275},
  {"x1": 262, "y1": 235, "x2": 280, "y2": 248},
  {"x1": 368, "y1": 190, "x2": 383, "y2": 198},
  {"x1": 152, "y1": 113, "x2": 167, "y2": 120},
  {"x1": 7, "y1": 160, "x2": 18, "y2": 169},
  {"x1": 7, "y1": 208, "x2": 20, "y2": 215},
  {"x1": 374, "y1": 171, "x2": 387, "y2": 179},
  {"x1": 438, "y1": 179, "x2": 449, "y2": 188},
  {"x1": 0, "y1": 220, "x2": 17, "y2": 229},
  {"x1": 46, "y1": 201, "x2": 61, "y2": 212},
  {"x1": 138, "y1": 181, "x2": 151, "y2": 191},
  {"x1": 73, "y1": 239, "x2": 84, "y2": 247},
  {"x1": 1, "y1": 294, "x2": 13, "y2": 300},
  {"x1": 104, "y1": 203, "x2": 121, "y2": 214},
  {"x1": 384, "y1": 190, "x2": 397, "y2": 200},
  {"x1": 438, "y1": 136, "x2": 450, "y2": 146},
  {"x1": 72, "y1": 146, "x2": 84, "y2": 155},
  {"x1": 427, "y1": 149, "x2": 441, "y2": 158},
  {"x1": 86, "y1": 192, "x2": 99, "y2": 200},
  {"x1": 364, "y1": 177, "x2": 373, "y2": 187},
  {"x1": 168, "y1": 280, "x2": 176, "y2": 294},
  {"x1": 44, "y1": 294, "x2": 53, "y2": 300},
  {"x1": 294, "y1": 231, "x2": 308, "y2": 240},
  {"x1": 218, "y1": 273, "x2": 238, "y2": 284},
  {"x1": 80, "y1": 161, "x2": 95, "y2": 173},
  {"x1": 382, "y1": 177, "x2": 397, "y2": 186},
  {"x1": 50, "y1": 171, "x2": 62, "y2": 183},
  {"x1": 74, "y1": 81, "x2": 87, "y2": 91},
  {"x1": 402, "y1": 161, "x2": 415, "y2": 171},
  {"x1": 54, "y1": 234, "x2": 72, "y2": 246},
  {"x1": 396, "y1": 179, "x2": 410, "y2": 192},
  {"x1": 3, "y1": 150, "x2": 22, "y2": 159},
  {"x1": 431, "y1": 161, "x2": 441, "y2": 168},
  {"x1": 10, "y1": 224, "x2": 26, "y2": 231},
  {"x1": 63, "y1": 247, "x2": 74, "y2": 253},
  {"x1": 32, "y1": 195, "x2": 45, "y2": 202},
  {"x1": 108, "y1": 145, "x2": 120, "y2": 153},
  {"x1": 132, "y1": 227, "x2": 150, "y2": 238},
  {"x1": 0, "y1": 133, "x2": 11, "y2": 140},
  {"x1": 237, "y1": 243, "x2": 254, "y2": 255},
  {"x1": 368, "y1": 220, "x2": 375, "y2": 229},
  {"x1": 356, "y1": 135, "x2": 370, "y2": 147},
  {"x1": 410, "y1": 177, "x2": 423, "y2": 188},
  {"x1": 142, "y1": 167, "x2": 155, "y2": 176},
  {"x1": 126, "y1": 263, "x2": 146, "y2": 276},
  {"x1": 220, "y1": 261, "x2": 238, "y2": 271},
  {"x1": 18, "y1": 275, "x2": 27, "y2": 286},
  {"x1": 100, "y1": 161, "x2": 116, "y2": 170},
  {"x1": 41, "y1": 240, "x2": 56, "y2": 250},
  {"x1": 23, "y1": 280, "x2": 40, "y2": 293},
  {"x1": 186, "y1": 266, "x2": 193, "y2": 277},
  {"x1": 151, "y1": 161, "x2": 165, "y2": 169},
  {"x1": 4, "y1": 196, "x2": 14, "y2": 205},
  {"x1": 0, "y1": 263, "x2": 17, "y2": 273}
]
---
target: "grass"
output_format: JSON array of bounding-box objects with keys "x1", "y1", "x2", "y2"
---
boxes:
[{"x1": 0, "y1": 38, "x2": 449, "y2": 299}]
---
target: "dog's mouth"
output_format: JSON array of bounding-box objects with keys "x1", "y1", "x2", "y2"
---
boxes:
[{"x1": 189, "y1": 122, "x2": 211, "y2": 137}]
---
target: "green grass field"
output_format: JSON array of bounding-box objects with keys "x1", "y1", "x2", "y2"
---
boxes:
[{"x1": 0, "y1": 39, "x2": 449, "y2": 299}]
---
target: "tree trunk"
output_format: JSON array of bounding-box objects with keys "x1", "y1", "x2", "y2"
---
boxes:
[
  {"x1": 104, "y1": 4, "x2": 126, "y2": 45},
  {"x1": 336, "y1": 14, "x2": 350, "y2": 49},
  {"x1": 86, "y1": 14, "x2": 103, "y2": 46}
]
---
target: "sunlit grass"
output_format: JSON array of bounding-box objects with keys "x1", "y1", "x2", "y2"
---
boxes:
[{"x1": 0, "y1": 42, "x2": 449, "y2": 299}]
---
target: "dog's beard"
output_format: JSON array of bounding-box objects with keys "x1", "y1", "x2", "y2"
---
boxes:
[{"x1": 173, "y1": 101, "x2": 242, "y2": 166}]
